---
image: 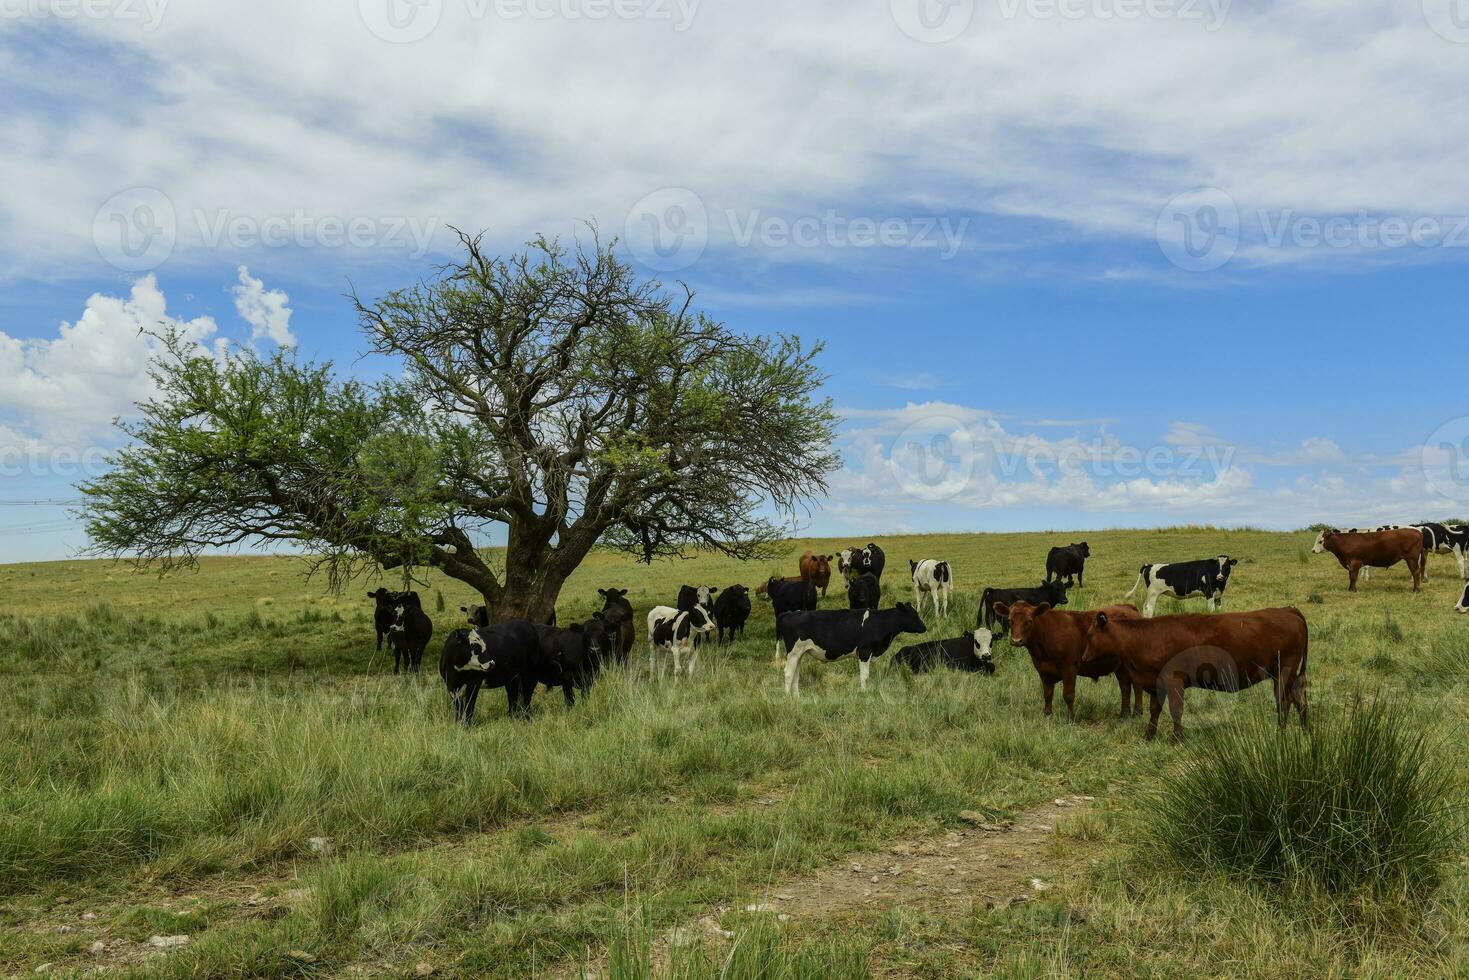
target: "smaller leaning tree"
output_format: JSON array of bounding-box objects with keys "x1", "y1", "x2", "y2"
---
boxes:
[{"x1": 81, "y1": 229, "x2": 840, "y2": 621}]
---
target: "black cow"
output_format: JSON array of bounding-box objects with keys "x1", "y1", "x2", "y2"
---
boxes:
[
  {"x1": 895, "y1": 628, "x2": 996, "y2": 674},
  {"x1": 369, "y1": 588, "x2": 420, "y2": 651},
  {"x1": 438, "y1": 619, "x2": 541, "y2": 725},
  {"x1": 847, "y1": 572, "x2": 880, "y2": 610},
  {"x1": 530, "y1": 615, "x2": 614, "y2": 706},
  {"x1": 386, "y1": 600, "x2": 433, "y2": 673},
  {"x1": 978, "y1": 581, "x2": 1070, "y2": 635},
  {"x1": 598, "y1": 588, "x2": 635, "y2": 664},
  {"x1": 763, "y1": 576, "x2": 818, "y2": 617},
  {"x1": 1045, "y1": 542, "x2": 1090, "y2": 587},
  {"x1": 776, "y1": 603, "x2": 927, "y2": 695},
  {"x1": 711, "y1": 585, "x2": 751, "y2": 645},
  {"x1": 1125, "y1": 556, "x2": 1238, "y2": 617}
]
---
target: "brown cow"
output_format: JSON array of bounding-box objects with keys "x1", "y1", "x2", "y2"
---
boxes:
[
  {"x1": 995, "y1": 601, "x2": 1143, "y2": 721},
  {"x1": 1082, "y1": 607, "x2": 1309, "y2": 741},
  {"x1": 1311, "y1": 528, "x2": 1424, "y2": 592},
  {"x1": 798, "y1": 551, "x2": 834, "y2": 597}
]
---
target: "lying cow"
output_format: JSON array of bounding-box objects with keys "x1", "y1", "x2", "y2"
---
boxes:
[
  {"x1": 776, "y1": 603, "x2": 927, "y2": 695},
  {"x1": 910, "y1": 559, "x2": 953, "y2": 618},
  {"x1": 369, "y1": 588, "x2": 420, "y2": 650},
  {"x1": 1125, "y1": 557, "x2": 1239, "y2": 617},
  {"x1": 647, "y1": 605, "x2": 716, "y2": 676},
  {"x1": 847, "y1": 572, "x2": 880, "y2": 610},
  {"x1": 894, "y1": 628, "x2": 995, "y2": 674},
  {"x1": 1082, "y1": 606, "x2": 1309, "y2": 740},
  {"x1": 712, "y1": 585, "x2": 751, "y2": 645},
  {"x1": 1045, "y1": 542, "x2": 1090, "y2": 587},
  {"x1": 1311, "y1": 529, "x2": 1422, "y2": 592},
  {"x1": 995, "y1": 600, "x2": 1141, "y2": 721},
  {"x1": 761, "y1": 576, "x2": 818, "y2": 617},
  {"x1": 799, "y1": 551, "x2": 835, "y2": 597},
  {"x1": 979, "y1": 580, "x2": 1070, "y2": 635},
  {"x1": 597, "y1": 587, "x2": 635, "y2": 663},
  {"x1": 386, "y1": 599, "x2": 433, "y2": 673},
  {"x1": 439, "y1": 619, "x2": 541, "y2": 725}
]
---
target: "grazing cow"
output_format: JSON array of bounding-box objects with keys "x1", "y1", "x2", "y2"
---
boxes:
[
  {"x1": 776, "y1": 603, "x2": 927, "y2": 695},
  {"x1": 1045, "y1": 542, "x2": 1091, "y2": 587},
  {"x1": 847, "y1": 572, "x2": 881, "y2": 610},
  {"x1": 1456, "y1": 581, "x2": 1469, "y2": 613},
  {"x1": 1414, "y1": 523, "x2": 1469, "y2": 581},
  {"x1": 369, "y1": 588, "x2": 420, "y2": 651},
  {"x1": 909, "y1": 559, "x2": 954, "y2": 618},
  {"x1": 598, "y1": 588, "x2": 635, "y2": 664},
  {"x1": 1311, "y1": 529, "x2": 1423, "y2": 592},
  {"x1": 711, "y1": 585, "x2": 751, "y2": 645},
  {"x1": 798, "y1": 551, "x2": 835, "y2": 597},
  {"x1": 995, "y1": 600, "x2": 1142, "y2": 720},
  {"x1": 647, "y1": 605, "x2": 716, "y2": 676},
  {"x1": 530, "y1": 615, "x2": 614, "y2": 706},
  {"x1": 978, "y1": 581, "x2": 1071, "y2": 635},
  {"x1": 762, "y1": 576, "x2": 818, "y2": 617},
  {"x1": 894, "y1": 628, "x2": 995, "y2": 674},
  {"x1": 1125, "y1": 557, "x2": 1239, "y2": 617},
  {"x1": 1083, "y1": 607, "x2": 1310, "y2": 740},
  {"x1": 386, "y1": 600, "x2": 433, "y2": 673},
  {"x1": 438, "y1": 619, "x2": 541, "y2": 725}
]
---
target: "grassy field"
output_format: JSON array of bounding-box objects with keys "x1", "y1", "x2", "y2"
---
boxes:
[{"x1": 2, "y1": 528, "x2": 1467, "y2": 978}]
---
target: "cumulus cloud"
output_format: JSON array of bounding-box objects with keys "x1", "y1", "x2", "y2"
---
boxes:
[{"x1": 232, "y1": 266, "x2": 295, "y2": 347}]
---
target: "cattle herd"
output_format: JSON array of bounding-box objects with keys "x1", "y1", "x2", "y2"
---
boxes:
[{"x1": 365, "y1": 522, "x2": 1469, "y2": 740}]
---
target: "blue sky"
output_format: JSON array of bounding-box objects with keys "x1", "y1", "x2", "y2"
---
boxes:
[{"x1": 4, "y1": 1, "x2": 1469, "y2": 561}]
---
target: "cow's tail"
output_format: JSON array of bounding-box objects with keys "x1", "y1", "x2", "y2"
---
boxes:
[{"x1": 1124, "y1": 567, "x2": 1147, "y2": 600}]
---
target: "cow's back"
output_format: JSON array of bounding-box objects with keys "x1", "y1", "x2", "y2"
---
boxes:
[{"x1": 1108, "y1": 608, "x2": 1306, "y2": 676}]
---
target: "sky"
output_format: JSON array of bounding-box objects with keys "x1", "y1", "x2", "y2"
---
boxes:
[{"x1": 4, "y1": 0, "x2": 1469, "y2": 562}]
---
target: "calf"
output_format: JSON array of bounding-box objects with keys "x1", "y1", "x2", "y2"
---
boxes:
[
  {"x1": 894, "y1": 628, "x2": 995, "y2": 674},
  {"x1": 910, "y1": 559, "x2": 954, "y2": 618},
  {"x1": 775, "y1": 603, "x2": 927, "y2": 695},
  {"x1": 369, "y1": 588, "x2": 420, "y2": 650},
  {"x1": 1045, "y1": 542, "x2": 1090, "y2": 587},
  {"x1": 598, "y1": 588, "x2": 635, "y2": 664},
  {"x1": 978, "y1": 581, "x2": 1070, "y2": 635},
  {"x1": 530, "y1": 615, "x2": 614, "y2": 706},
  {"x1": 1083, "y1": 607, "x2": 1309, "y2": 740},
  {"x1": 647, "y1": 605, "x2": 716, "y2": 676},
  {"x1": 847, "y1": 572, "x2": 880, "y2": 610},
  {"x1": 995, "y1": 600, "x2": 1141, "y2": 721},
  {"x1": 799, "y1": 551, "x2": 835, "y2": 597},
  {"x1": 386, "y1": 600, "x2": 433, "y2": 673},
  {"x1": 1125, "y1": 557, "x2": 1239, "y2": 617},
  {"x1": 438, "y1": 619, "x2": 541, "y2": 725},
  {"x1": 762, "y1": 576, "x2": 818, "y2": 617},
  {"x1": 711, "y1": 585, "x2": 751, "y2": 645},
  {"x1": 1311, "y1": 529, "x2": 1423, "y2": 592}
]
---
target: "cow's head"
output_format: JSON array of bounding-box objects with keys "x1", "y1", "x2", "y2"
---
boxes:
[
  {"x1": 1044, "y1": 581, "x2": 1072, "y2": 606},
  {"x1": 893, "y1": 601, "x2": 927, "y2": 635},
  {"x1": 686, "y1": 605, "x2": 717, "y2": 634},
  {"x1": 908, "y1": 559, "x2": 918, "y2": 574},
  {"x1": 1004, "y1": 600, "x2": 1052, "y2": 646},
  {"x1": 1081, "y1": 610, "x2": 1122, "y2": 663},
  {"x1": 1217, "y1": 557, "x2": 1240, "y2": 583},
  {"x1": 1074, "y1": 542, "x2": 1090, "y2": 558},
  {"x1": 810, "y1": 555, "x2": 831, "y2": 577},
  {"x1": 972, "y1": 628, "x2": 996, "y2": 672},
  {"x1": 698, "y1": 585, "x2": 719, "y2": 607},
  {"x1": 1456, "y1": 582, "x2": 1469, "y2": 614},
  {"x1": 463, "y1": 629, "x2": 496, "y2": 672},
  {"x1": 581, "y1": 614, "x2": 613, "y2": 663},
  {"x1": 459, "y1": 604, "x2": 490, "y2": 627},
  {"x1": 1311, "y1": 531, "x2": 1333, "y2": 554},
  {"x1": 723, "y1": 584, "x2": 749, "y2": 599},
  {"x1": 368, "y1": 587, "x2": 392, "y2": 603}
]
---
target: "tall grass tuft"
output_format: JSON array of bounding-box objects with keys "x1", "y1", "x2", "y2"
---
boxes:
[{"x1": 1139, "y1": 699, "x2": 1463, "y2": 908}]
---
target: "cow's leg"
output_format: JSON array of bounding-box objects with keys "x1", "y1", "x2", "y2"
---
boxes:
[
  {"x1": 1412, "y1": 552, "x2": 1424, "y2": 591},
  {"x1": 1145, "y1": 692, "x2": 1162, "y2": 740},
  {"x1": 1115, "y1": 669, "x2": 1131, "y2": 718},
  {"x1": 783, "y1": 642, "x2": 807, "y2": 697},
  {"x1": 686, "y1": 643, "x2": 699, "y2": 676},
  {"x1": 1457, "y1": 547, "x2": 1468, "y2": 581},
  {"x1": 1293, "y1": 668, "x2": 1310, "y2": 729},
  {"x1": 1143, "y1": 592, "x2": 1158, "y2": 618},
  {"x1": 1062, "y1": 669, "x2": 1077, "y2": 722},
  {"x1": 1165, "y1": 680, "x2": 1185, "y2": 741},
  {"x1": 672, "y1": 643, "x2": 682, "y2": 677},
  {"x1": 649, "y1": 640, "x2": 658, "y2": 677},
  {"x1": 1041, "y1": 677, "x2": 1056, "y2": 717},
  {"x1": 463, "y1": 680, "x2": 483, "y2": 727},
  {"x1": 1133, "y1": 678, "x2": 1146, "y2": 717},
  {"x1": 858, "y1": 652, "x2": 871, "y2": 690},
  {"x1": 1348, "y1": 562, "x2": 1361, "y2": 592}
]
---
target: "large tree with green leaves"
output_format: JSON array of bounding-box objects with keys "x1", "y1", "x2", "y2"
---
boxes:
[{"x1": 81, "y1": 230, "x2": 840, "y2": 621}]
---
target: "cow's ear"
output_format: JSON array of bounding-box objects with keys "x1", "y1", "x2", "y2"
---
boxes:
[
  {"x1": 993, "y1": 601, "x2": 1010, "y2": 619},
  {"x1": 1095, "y1": 612, "x2": 1109, "y2": 629},
  {"x1": 597, "y1": 589, "x2": 607, "y2": 598},
  {"x1": 1035, "y1": 602, "x2": 1051, "y2": 616},
  {"x1": 710, "y1": 586, "x2": 719, "y2": 594},
  {"x1": 459, "y1": 605, "x2": 469, "y2": 613},
  {"x1": 1229, "y1": 558, "x2": 1239, "y2": 566}
]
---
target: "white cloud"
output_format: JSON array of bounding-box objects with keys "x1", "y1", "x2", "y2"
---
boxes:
[{"x1": 232, "y1": 266, "x2": 295, "y2": 347}]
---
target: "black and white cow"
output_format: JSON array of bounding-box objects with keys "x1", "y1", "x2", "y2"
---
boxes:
[
  {"x1": 1125, "y1": 556, "x2": 1239, "y2": 617},
  {"x1": 764, "y1": 577, "x2": 818, "y2": 617},
  {"x1": 438, "y1": 619, "x2": 541, "y2": 725},
  {"x1": 711, "y1": 585, "x2": 751, "y2": 645},
  {"x1": 1415, "y1": 523, "x2": 1469, "y2": 581},
  {"x1": 895, "y1": 628, "x2": 995, "y2": 674},
  {"x1": 369, "y1": 588, "x2": 420, "y2": 650},
  {"x1": 775, "y1": 603, "x2": 927, "y2": 695},
  {"x1": 847, "y1": 572, "x2": 880, "y2": 610},
  {"x1": 386, "y1": 599, "x2": 433, "y2": 673},
  {"x1": 1457, "y1": 580, "x2": 1469, "y2": 613},
  {"x1": 1045, "y1": 542, "x2": 1090, "y2": 587},
  {"x1": 978, "y1": 581, "x2": 1070, "y2": 635},
  {"x1": 909, "y1": 559, "x2": 953, "y2": 618},
  {"x1": 647, "y1": 605, "x2": 717, "y2": 676},
  {"x1": 677, "y1": 585, "x2": 718, "y2": 648}
]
